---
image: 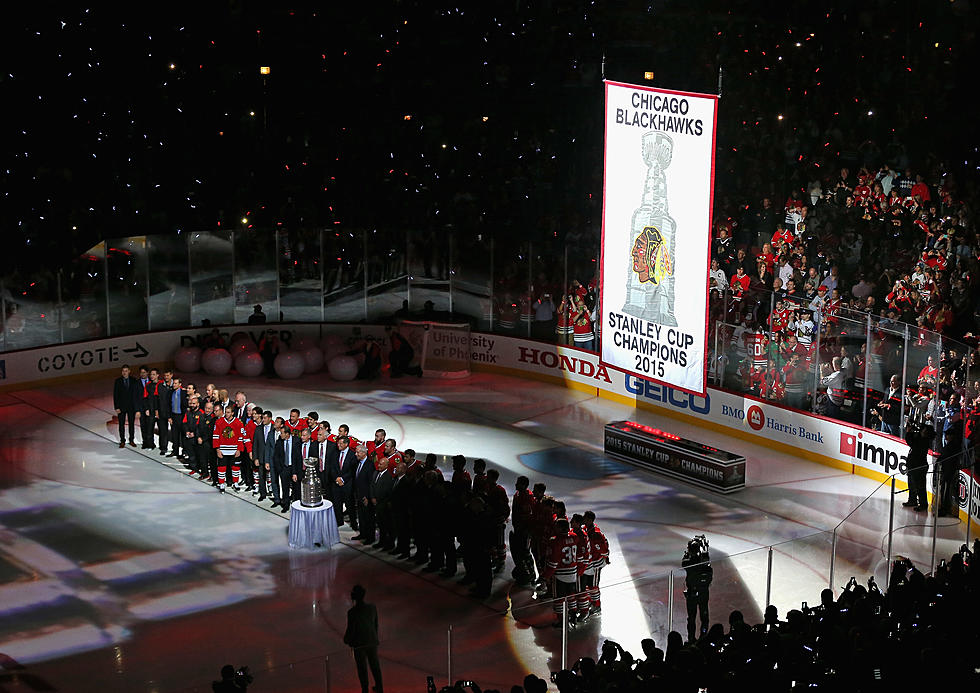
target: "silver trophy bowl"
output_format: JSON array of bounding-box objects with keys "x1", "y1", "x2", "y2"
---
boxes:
[{"x1": 301, "y1": 457, "x2": 324, "y2": 507}]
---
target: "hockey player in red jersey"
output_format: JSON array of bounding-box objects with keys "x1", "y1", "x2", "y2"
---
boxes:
[
  {"x1": 244, "y1": 407, "x2": 262, "y2": 495},
  {"x1": 284, "y1": 408, "x2": 307, "y2": 437},
  {"x1": 569, "y1": 514, "x2": 592, "y2": 623},
  {"x1": 510, "y1": 476, "x2": 537, "y2": 586},
  {"x1": 213, "y1": 405, "x2": 248, "y2": 492},
  {"x1": 366, "y1": 428, "x2": 387, "y2": 469},
  {"x1": 583, "y1": 511, "x2": 610, "y2": 617},
  {"x1": 305, "y1": 412, "x2": 328, "y2": 443},
  {"x1": 485, "y1": 469, "x2": 510, "y2": 572},
  {"x1": 335, "y1": 424, "x2": 359, "y2": 450},
  {"x1": 542, "y1": 517, "x2": 583, "y2": 627}
]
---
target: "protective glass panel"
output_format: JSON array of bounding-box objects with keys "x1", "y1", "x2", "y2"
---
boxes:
[
  {"x1": 322, "y1": 228, "x2": 365, "y2": 322},
  {"x1": 61, "y1": 241, "x2": 108, "y2": 344},
  {"x1": 1, "y1": 270, "x2": 61, "y2": 349},
  {"x1": 492, "y1": 239, "x2": 531, "y2": 339},
  {"x1": 833, "y1": 478, "x2": 894, "y2": 587},
  {"x1": 867, "y1": 320, "x2": 906, "y2": 435},
  {"x1": 407, "y1": 228, "x2": 450, "y2": 316},
  {"x1": 565, "y1": 240, "x2": 600, "y2": 352},
  {"x1": 278, "y1": 228, "x2": 322, "y2": 323},
  {"x1": 769, "y1": 532, "x2": 835, "y2": 611},
  {"x1": 817, "y1": 315, "x2": 871, "y2": 425},
  {"x1": 528, "y1": 240, "x2": 565, "y2": 344},
  {"x1": 365, "y1": 227, "x2": 408, "y2": 322},
  {"x1": 189, "y1": 230, "x2": 234, "y2": 328},
  {"x1": 452, "y1": 231, "x2": 493, "y2": 331},
  {"x1": 233, "y1": 229, "x2": 278, "y2": 325},
  {"x1": 146, "y1": 234, "x2": 190, "y2": 331},
  {"x1": 450, "y1": 594, "x2": 569, "y2": 688},
  {"x1": 106, "y1": 236, "x2": 149, "y2": 336}
]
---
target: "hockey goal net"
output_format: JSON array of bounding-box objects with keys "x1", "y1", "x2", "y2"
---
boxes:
[{"x1": 397, "y1": 320, "x2": 471, "y2": 379}]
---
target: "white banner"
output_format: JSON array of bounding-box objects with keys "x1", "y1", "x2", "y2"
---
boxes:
[{"x1": 600, "y1": 81, "x2": 718, "y2": 396}]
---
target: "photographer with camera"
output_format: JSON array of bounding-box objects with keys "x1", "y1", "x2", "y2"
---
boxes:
[
  {"x1": 903, "y1": 408, "x2": 932, "y2": 512},
  {"x1": 212, "y1": 664, "x2": 252, "y2": 692},
  {"x1": 682, "y1": 534, "x2": 713, "y2": 643}
]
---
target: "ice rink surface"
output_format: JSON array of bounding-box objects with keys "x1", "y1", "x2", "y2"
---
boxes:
[{"x1": 0, "y1": 371, "x2": 965, "y2": 691}]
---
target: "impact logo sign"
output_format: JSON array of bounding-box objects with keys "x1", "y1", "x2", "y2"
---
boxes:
[
  {"x1": 746, "y1": 405, "x2": 765, "y2": 431},
  {"x1": 839, "y1": 431, "x2": 907, "y2": 473}
]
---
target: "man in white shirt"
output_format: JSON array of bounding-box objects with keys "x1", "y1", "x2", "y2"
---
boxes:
[
  {"x1": 777, "y1": 257, "x2": 794, "y2": 287},
  {"x1": 819, "y1": 357, "x2": 846, "y2": 419},
  {"x1": 708, "y1": 258, "x2": 728, "y2": 295},
  {"x1": 795, "y1": 310, "x2": 815, "y2": 348}
]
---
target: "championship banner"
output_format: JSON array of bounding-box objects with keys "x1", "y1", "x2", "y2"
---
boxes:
[{"x1": 600, "y1": 80, "x2": 718, "y2": 396}]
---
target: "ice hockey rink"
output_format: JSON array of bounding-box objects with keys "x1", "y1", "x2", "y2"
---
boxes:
[{"x1": 0, "y1": 369, "x2": 968, "y2": 692}]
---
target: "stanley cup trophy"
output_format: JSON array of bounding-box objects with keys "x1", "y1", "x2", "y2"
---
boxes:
[
  {"x1": 623, "y1": 130, "x2": 677, "y2": 326},
  {"x1": 300, "y1": 458, "x2": 324, "y2": 507}
]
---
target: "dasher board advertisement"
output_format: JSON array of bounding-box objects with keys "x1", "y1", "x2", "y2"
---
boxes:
[{"x1": 600, "y1": 80, "x2": 718, "y2": 396}]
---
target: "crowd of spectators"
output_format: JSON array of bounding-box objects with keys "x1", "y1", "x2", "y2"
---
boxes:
[
  {"x1": 708, "y1": 157, "x2": 980, "y2": 433},
  {"x1": 444, "y1": 542, "x2": 980, "y2": 692}
]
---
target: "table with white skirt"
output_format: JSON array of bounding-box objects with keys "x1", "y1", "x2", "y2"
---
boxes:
[{"x1": 287, "y1": 499, "x2": 340, "y2": 549}]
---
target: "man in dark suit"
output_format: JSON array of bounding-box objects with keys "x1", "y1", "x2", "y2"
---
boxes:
[
  {"x1": 154, "y1": 371, "x2": 173, "y2": 456},
  {"x1": 136, "y1": 366, "x2": 151, "y2": 447},
  {"x1": 389, "y1": 461, "x2": 412, "y2": 556},
  {"x1": 166, "y1": 376, "x2": 188, "y2": 458},
  {"x1": 290, "y1": 427, "x2": 319, "y2": 506},
  {"x1": 343, "y1": 584, "x2": 383, "y2": 693},
  {"x1": 141, "y1": 368, "x2": 170, "y2": 453},
  {"x1": 112, "y1": 365, "x2": 138, "y2": 448},
  {"x1": 252, "y1": 410, "x2": 277, "y2": 502},
  {"x1": 271, "y1": 426, "x2": 295, "y2": 513},
  {"x1": 325, "y1": 435, "x2": 357, "y2": 529},
  {"x1": 351, "y1": 444, "x2": 375, "y2": 543},
  {"x1": 370, "y1": 457, "x2": 396, "y2": 549}
]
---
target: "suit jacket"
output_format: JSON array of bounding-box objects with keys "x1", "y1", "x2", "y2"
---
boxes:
[
  {"x1": 273, "y1": 436, "x2": 295, "y2": 470},
  {"x1": 353, "y1": 455, "x2": 374, "y2": 500},
  {"x1": 326, "y1": 446, "x2": 356, "y2": 488},
  {"x1": 137, "y1": 378, "x2": 151, "y2": 409},
  {"x1": 291, "y1": 440, "x2": 320, "y2": 472},
  {"x1": 144, "y1": 381, "x2": 172, "y2": 416},
  {"x1": 232, "y1": 403, "x2": 251, "y2": 422},
  {"x1": 168, "y1": 388, "x2": 188, "y2": 417},
  {"x1": 254, "y1": 424, "x2": 277, "y2": 465},
  {"x1": 344, "y1": 601, "x2": 379, "y2": 649},
  {"x1": 113, "y1": 376, "x2": 138, "y2": 412},
  {"x1": 371, "y1": 469, "x2": 395, "y2": 504}
]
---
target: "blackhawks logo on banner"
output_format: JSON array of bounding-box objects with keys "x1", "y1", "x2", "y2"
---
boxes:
[{"x1": 630, "y1": 225, "x2": 673, "y2": 286}]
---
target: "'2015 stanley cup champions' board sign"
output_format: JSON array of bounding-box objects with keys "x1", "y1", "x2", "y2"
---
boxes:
[{"x1": 600, "y1": 81, "x2": 719, "y2": 396}]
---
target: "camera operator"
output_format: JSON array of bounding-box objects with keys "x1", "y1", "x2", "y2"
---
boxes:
[
  {"x1": 212, "y1": 664, "x2": 251, "y2": 692},
  {"x1": 903, "y1": 414, "x2": 931, "y2": 512},
  {"x1": 682, "y1": 534, "x2": 713, "y2": 643}
]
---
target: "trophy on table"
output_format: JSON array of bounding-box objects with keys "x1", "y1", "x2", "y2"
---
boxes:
[{"x1": 301, "y1": 458, "x2": 324, "y2": 507}]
